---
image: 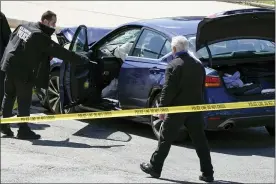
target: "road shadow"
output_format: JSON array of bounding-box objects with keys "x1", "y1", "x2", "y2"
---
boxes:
[
  {"x1": 73, "y1": 118, "x2": 137, "y2": 142},
  {"x1": 29, "y1": 138, "x2": 125, "y2": 149},
  {"x1": 180, "y1": 127, "x2": 275, "y2": 158},
  {"x1": 149, "y1": 177, "x2": 198, "y2": 184},
  {"x1": 76, "y1": 118, "x2": 274, "y2": 158},
  {"x1": 151, "y1": 177, "x2": 244, "y2": 184},
  {"x1": 10, "y1": 123, "x2": 50, "y2": 130}
]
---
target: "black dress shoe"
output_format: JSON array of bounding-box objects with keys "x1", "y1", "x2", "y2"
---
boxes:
[
  {"x1": 17, "y1": 129, "x2": 41, "y2": 140},
  {"x1": 1, "y1": 127, "x2": 14, "y2": 137},
  {"x1": 199, "y1": 174, "x2": 214, "y2": 182},
  {"x1": 140, "y1": 162, "x2": 161, "y2": 178}
]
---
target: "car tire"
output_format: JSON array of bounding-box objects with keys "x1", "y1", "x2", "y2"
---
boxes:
[
  {"x1": 46, "y1": 70, "x2": 74, "y2": 114},
  {"x1": 265, "y1": 125, "x2": 275, "y2": 137},
  {"x1": 35, "y1": 88, "x2": 50, "y2": 110},
  {"x1": 150, "y1": 93, "x2": 189, "y2": 143}
]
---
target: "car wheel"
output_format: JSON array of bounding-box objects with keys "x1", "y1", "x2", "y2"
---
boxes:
[
  {"x1": 35, "y1": 88, "x2": 50, "y2": 110},
  {"x1": 150, "y1": 93, "x2": 189, "y2": 142},
  {"x1": 46, "y1": 70, "x2": 74, "y2": 114},
  {"x1": 265, "y1": 125, "x2": 275, "y2": 137}
]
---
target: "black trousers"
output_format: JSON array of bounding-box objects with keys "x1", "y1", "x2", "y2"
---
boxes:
[
  {"x1": 1, "y1": 72, "x2": 33, "y2": 130},
  {"x1": 0, "y1": 70, "x2": 5, "y2": 109},
  {"x1": 150, "y1": 112, "x2": 214, "y2": 176}
]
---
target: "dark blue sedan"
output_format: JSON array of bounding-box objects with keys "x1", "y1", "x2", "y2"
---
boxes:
[{"x1": 37, "y1": 8, "x2": 275, "y2": 141}]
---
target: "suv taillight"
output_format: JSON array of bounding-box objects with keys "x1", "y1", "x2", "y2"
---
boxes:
[{"x1": 205, "y1": 76, "x2": 221, "y2": 87}]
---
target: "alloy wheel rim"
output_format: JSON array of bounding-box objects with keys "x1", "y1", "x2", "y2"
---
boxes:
[
  {"x1": 151, "y1": 97, "x2": 163, "y2": 136},
  {"x1": 48, "y1": 76, "x2": 70, "y2": 114}
]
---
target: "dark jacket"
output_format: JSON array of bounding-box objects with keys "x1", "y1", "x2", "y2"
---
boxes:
[
  {"x1": 1, "y1": 22, "x2": 89, "y2": 89},
  {"x1": 0, "y1": 12, "x2": 11, "y2": 108},
  {"x1": 0, "y1": 11, "x2": 11, "y2": 59},
  {"x1": 159, "y1": 51, "x2": 206, "y2": 107}
]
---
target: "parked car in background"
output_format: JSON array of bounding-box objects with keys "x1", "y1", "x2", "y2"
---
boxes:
[{"x1": 37, "y1": 8, "x2": 275, "y2": 142}]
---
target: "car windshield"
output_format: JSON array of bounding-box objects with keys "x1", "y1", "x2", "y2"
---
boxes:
[{"x1": 187, "y1": 35, "x2": 275, "y2": 59}]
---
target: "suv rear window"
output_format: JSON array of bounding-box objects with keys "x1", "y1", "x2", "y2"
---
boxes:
[{"x1": 188, "y1": 36, "x2": 275, "y2": 59}]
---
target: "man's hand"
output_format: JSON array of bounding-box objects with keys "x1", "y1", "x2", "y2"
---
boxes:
[
  {"x1": 159, "y1": 114, "x2": 167, "y2": 121},
  {"x1": 75, "y1": 52, "x2": 90, "y2": 64}
]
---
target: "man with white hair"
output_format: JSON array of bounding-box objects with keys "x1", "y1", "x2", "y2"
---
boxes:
[{"x1": 140, "y1": 35, "x2": 214, "y2": 182}]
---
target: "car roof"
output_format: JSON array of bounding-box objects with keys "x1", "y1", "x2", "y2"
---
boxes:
[
  {"x1": 60, "y1": 16, "x2": 204, "y2": 45},
  {"x1": 123, "y1": 16, "x2": 204, "y2": 37}
]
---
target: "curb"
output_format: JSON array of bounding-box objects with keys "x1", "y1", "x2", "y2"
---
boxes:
[{"x1": 217, "y1": 1, "x2": 274, "y2": 9}]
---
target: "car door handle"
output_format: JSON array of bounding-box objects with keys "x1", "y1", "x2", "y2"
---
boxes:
[{"x1": 149, "y1": 68, "x2": 161, "y2": 74}]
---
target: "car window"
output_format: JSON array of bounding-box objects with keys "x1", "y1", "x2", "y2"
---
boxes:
[
  {"x1": 159, "y1": 40, "x2": 172, "y2": 58},
  {"x1": 101, "y1": 28, "x2": 141, "y2": 49},
  {"x1": 131, "y1": 29, "x2": 167, "y2": 59},
  {"x1": 187, "y1": 36, "x2": 275, "y2": 59},
  {"x1": 70, "y1": 27, "x2": 87, "y2": 52}
]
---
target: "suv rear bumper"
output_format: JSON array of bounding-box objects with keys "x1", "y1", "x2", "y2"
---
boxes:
[{"x1": 206, "y1": 114, "x2": 275, "y2": 130}]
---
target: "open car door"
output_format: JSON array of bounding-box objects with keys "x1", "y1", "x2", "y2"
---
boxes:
[{"x1": 59, "y1": 25, "x2": 92, "y2": 113}]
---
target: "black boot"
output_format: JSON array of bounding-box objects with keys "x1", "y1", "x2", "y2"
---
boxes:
[
  {"x1": 17, "y1": 125, "x2": 41, "y2": 140},
  {"x1": 140, "y1": 162, "x2": 161, "y2": 178},
  {"x1": 0, "y1": 124, "x2": 14, "y2": 137},
  {"x1": 199, "y1": 174, "x2": 214, "y2": 182}
]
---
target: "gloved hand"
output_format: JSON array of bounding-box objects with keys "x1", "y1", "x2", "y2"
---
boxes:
[
  {"x1": 75, "y1": 52, "x2": 91, "y2": 64},
  {"x1": 77, "y1": 51, "x2": 98, "y2": 65}
]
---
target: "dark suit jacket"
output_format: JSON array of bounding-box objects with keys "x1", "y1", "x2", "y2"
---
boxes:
[
  {"x1": 0, "y1": 12, "x2": 11, "y2": 107},
  {"x1": 0, "y1": 11, "x2": 11, "y2": 60},
  {"x1": 159, "y1": 52, "x2": 206, "y2": 107}
]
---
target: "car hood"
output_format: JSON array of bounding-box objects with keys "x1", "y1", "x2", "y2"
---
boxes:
[{"x1": 195, "y1": 11, "x2": 275, "y2": 51}]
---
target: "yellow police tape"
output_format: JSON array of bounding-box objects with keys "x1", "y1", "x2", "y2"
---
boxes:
[{"x1": 0, "y1": 100, "x2": 275, "y2": 124}]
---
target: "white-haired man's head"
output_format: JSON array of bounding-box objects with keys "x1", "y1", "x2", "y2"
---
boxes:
[{"x1": 171, "y1": 35, "x2": 189, "y2": 55}]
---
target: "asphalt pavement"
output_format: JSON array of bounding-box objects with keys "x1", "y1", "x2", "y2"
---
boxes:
[{"x1": 1, "y1": 95, "x2": 275, "y2": 183}]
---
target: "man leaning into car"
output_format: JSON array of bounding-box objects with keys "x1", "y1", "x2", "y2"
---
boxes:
[
  {"x1": 0, "y1": 10, "x2": 90, "y2": 140},
  {"x1": 140, "y1": 35, "x2": 214, "y2": 182}
]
